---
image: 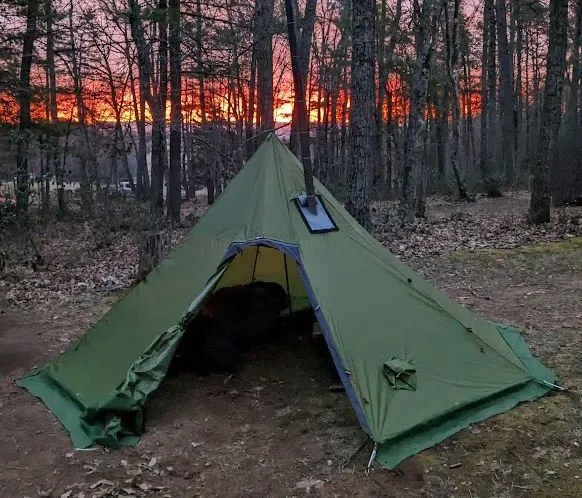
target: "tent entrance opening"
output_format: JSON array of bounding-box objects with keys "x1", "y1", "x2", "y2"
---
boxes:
[{"x1": 169, "y1": 245, "x2": 338, "y2": 381}]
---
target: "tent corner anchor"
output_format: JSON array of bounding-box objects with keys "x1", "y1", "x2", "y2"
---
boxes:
[{"x1": 365, "y1": 442, "x2": 378, "y2": 476}]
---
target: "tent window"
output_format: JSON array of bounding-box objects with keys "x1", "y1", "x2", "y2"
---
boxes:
[
  {"x1": 294, "y1": 194, "x2": 338, "y2": 234},
  {"x1": 383, "y1": 358, "x2": 417, "y2": 391}
]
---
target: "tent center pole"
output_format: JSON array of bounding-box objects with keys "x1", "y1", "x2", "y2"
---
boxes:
[
  {"x1": 283, "y1": 253, "x2": 292, "y2": 313},
  {"x1": 251, "y1": 245, "x2": 260, "y2": 282}
]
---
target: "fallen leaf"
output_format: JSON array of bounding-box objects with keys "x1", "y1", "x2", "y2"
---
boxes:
[
  {"x1": 295, "y1": 478, "x2": 324, "y2": 494},
  {"x1": 89, "y1": 479, "x2": 115, "y2": 489}
]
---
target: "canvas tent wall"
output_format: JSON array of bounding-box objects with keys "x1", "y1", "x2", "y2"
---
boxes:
[{"x1": 17, "y1": 134, "x2": 559, "y2": 470}]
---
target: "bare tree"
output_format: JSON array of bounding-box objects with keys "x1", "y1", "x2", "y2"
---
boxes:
[
  {"x1": 528, "y1": 0, "x2": 568, "y2": 223},
  {"x1": 444, "y1": 0, "x2": 471, "y2": 202},
  {"x1": 127, "y1": 0, "x2": 167, "y2": 214},
  {"x1": 375, "y1": 0, "x2": 403, "y2": 196},
  {"x1": 154, "y1": 0, "x2": 169, "y2": 212},
  {"x1": 552, "y1": 0, "x2": 582, "y2": 205},
  {"x1": 285, "y1": 0, "x2": 315, "y2": 208},
  {"x1": 288, "y1": 0, "x2": 317, "y2": 156},
  {"x1": 345, "y1": 0, "x2": 374, "y2": 228},
  {"x1": 255, "y1": 0, "x2": 274, "y2": 140},
  {"x1": 401, "y1": 0, "x2": 443, "y2": 221},
  {"x1": 44, "y1": 0, "x2": 63, "y2": 211},
  {"x1": 89, "y1": 21, "x2": 134, "y2": 190},
  {"x1": 65, "y1": 0, "x2": 98, "y2": 214},
  {"x1": 15, "y1": 0, "x2": 40, "y2": 215},
  {"x1": 168, "y1": 0, "x2": 181, "y2": 222},
  {"x1": 481, "y1": 0, "x2": 502, "y2": 196},
  {"x1": 496, "y1": 0, "x2": 515, "y2": 186},
  {"x1": 122, "y1": 23, "x2": 150, "y2": 199}
]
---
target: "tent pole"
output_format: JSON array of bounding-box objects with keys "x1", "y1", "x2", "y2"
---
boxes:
[
  {"x1": 251, "y1": 246, "x2": 260, "y2": 282},
  {"x1": 283, "y1": 253, "x2": 292, "y2": 313}
]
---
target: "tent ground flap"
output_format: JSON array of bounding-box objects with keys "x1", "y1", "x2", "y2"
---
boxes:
[
  {"x1": 16, "y1": 267, "x2": 228, "y2": 449},
  {"x1": 17, "y1": 370, "x2": 99, "y2": 449},
  {"x1": 375, "y1": 324, "x2": 558, "y2": 469}
]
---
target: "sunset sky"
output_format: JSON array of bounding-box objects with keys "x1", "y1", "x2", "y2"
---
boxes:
[{"x1": 0, "y1": 0, "x2": 549, "y2": 128}]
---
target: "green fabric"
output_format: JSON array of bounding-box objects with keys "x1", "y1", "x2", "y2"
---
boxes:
[
  {"x1": 17, "y1": 134, "x2": 558, "y2": 466},
  {"x1": 375, "y1": 324, "x2": 556, "y2": 468},
  {"x1": 17, "y1": 266, "x2": 227, "y2": 448},
  {"x1": 383, "y1": 358, "x2": 417, "y2": 390}
]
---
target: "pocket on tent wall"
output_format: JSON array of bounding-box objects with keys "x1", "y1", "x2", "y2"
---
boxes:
[{"x1": 383, "y1": 357, "x2": 417, "y2": 391}]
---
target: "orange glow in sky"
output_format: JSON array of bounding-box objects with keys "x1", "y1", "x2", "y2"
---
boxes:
[{"x1": 0, "y1": 85, "x2": 334, "y2": 126}]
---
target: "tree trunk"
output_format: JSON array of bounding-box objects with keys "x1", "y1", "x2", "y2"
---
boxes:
[
  {"x1": 345, "y1": 0, "x2": 374, "y2": 228},
  {"x1": 340, "y1": 66, "x2": 348, "y2": 177},
  {"x1": 45, "y1": 0, "x2": 62, "y2": 212},
  {"x1": 151, "y1": 0, "x2": 168, "y2": 214},
  {"x1": 138, "y1": 230, "x2": 170, "y2": 281},
  {"x1": 481, "y1": 0, "x2": 502, "y2": 196},
  {"x1": 288, "y1": 0, "x2": 317, "y2": 155},
  {"x1": 566, "y1": 0, "x2": 582, "y2": 124},
  {"x1": 128, "y1": 0, "x2": 166, "y2": 213},
  {"x1": 115, "y1": 119, "x2": 133, "y2": 189},
  {"x1": 168, "y1": 0, "x2": 181, "y2": 223},
  {"x1": 374, "y1": 0, "x2": 388, "y2": 191},
  {"x1": 445, "y1": 0, "x2": 471, "y2": 201},
  {"x1": 496, "y1": 0, "x2": 515, "y2": 186},
  {"x1": 553, "y1": 0, "x2": 582, "y2": 205},
  {"x1": 514, "y1": 2, "x2": 524, "y2": 155},
  {"x1": 246, "y1": 46, "x2": 257, "y2": 159},
  {"x1": 285, "y1": 0, "x2": 316, "y2": 207},
  {"x1": 528, "y1": 0, "x2": 568, "y2": 223},
  {"x1": 401, "y1": 0, "x2": 442, "y2": 222},
  {"x1": 124, "y1": 27, "x2": 149, "y2": 199},
  {"x1": 16, "y1": 0, "x2": 39, "y2": 216},
  {"x1": 462, "y1": 51, "x2": 476, "y2": 168},
  {"x1": 255, "y1": 0, "x2": 274, "y2": 140},
  {"x1": 375, "y1": 0, "x2": 402, "y2": 197},
  {"x1": 68, "y1": 0, "x2": 95, "y2": 215}
]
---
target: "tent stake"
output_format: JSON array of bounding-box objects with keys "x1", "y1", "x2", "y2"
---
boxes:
[
  {"x1": 542, "y1": 380, "x2": 566, "y2": 391},
  {"x1": 365, "y1": 443, "x2": 378, "y2": 476}
]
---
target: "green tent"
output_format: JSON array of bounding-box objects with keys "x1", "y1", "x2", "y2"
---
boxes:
[{"x1": 17, "y1": 134, "x2": 559, "y2": 469}]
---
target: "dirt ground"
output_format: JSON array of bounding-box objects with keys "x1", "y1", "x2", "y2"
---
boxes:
[{"x1": 1, "y1": 193, "x2": 581, "y2": 497}]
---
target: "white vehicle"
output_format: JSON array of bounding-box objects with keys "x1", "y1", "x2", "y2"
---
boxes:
[{"x1": 119, "y1": 181, "x2": 135, "y2": 197}]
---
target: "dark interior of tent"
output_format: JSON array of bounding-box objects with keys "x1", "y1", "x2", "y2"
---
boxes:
[{"x1": 165, "y1": 245, "x2": 342, "y2": 387}]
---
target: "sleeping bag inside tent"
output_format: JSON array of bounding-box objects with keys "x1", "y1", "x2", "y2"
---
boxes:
[{"x1": 16, "y1": 133, "x2": 560, "y2": 470}]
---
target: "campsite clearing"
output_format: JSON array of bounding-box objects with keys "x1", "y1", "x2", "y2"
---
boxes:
[{"x1": 1, "y1": 193, "x2": 581, "y2": 497}]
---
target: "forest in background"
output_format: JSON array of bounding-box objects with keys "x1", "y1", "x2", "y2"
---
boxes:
[
  {"x1": 0, "y1": 0, "x2": 581, "y2": 230},
  {"x1": 2, "y1": 1, "x2": 582, "y2": 495}
]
